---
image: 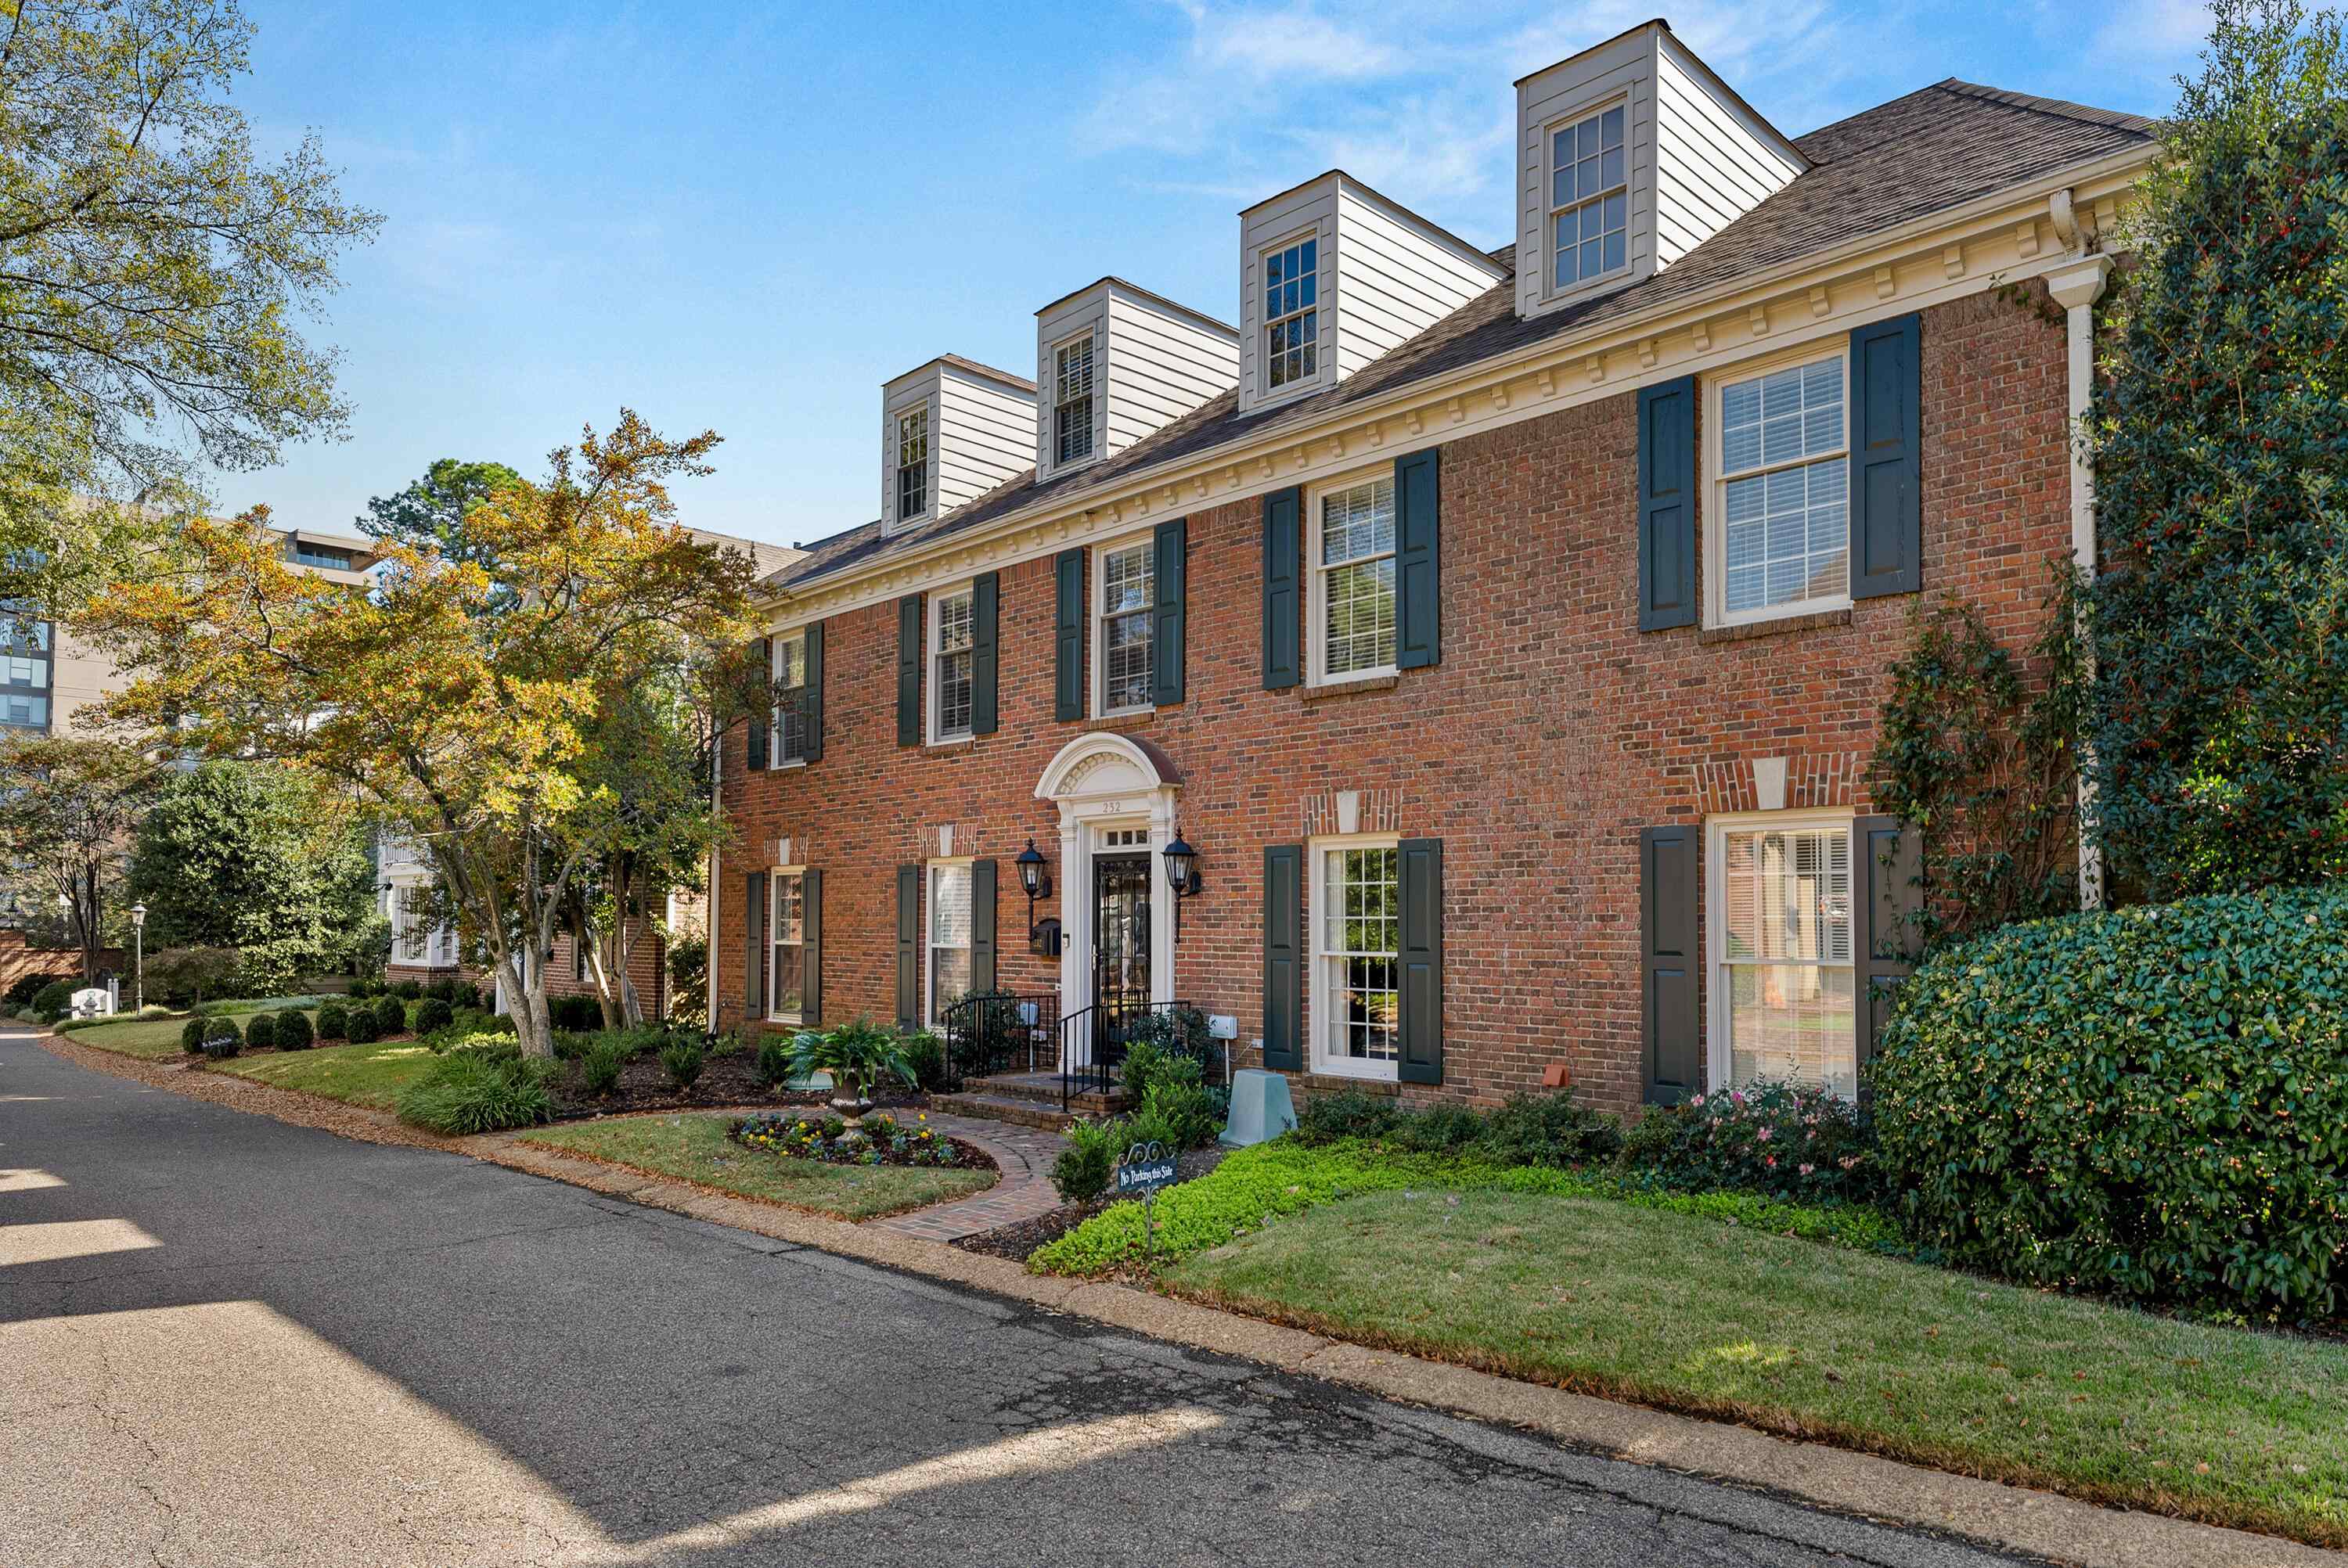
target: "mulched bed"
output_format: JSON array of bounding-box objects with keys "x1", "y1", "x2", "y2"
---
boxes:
[
  {"x1": 543, "y1": 1047, "x2": 910, "y2": 1119},
  {"x1": 953, "y1": 1145, "x2": 1228, "y2": 1261}
]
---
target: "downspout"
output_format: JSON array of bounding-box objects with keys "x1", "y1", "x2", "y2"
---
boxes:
[{"x1": 2044, "y1": 190, "x2": 2113, "y2": 911}]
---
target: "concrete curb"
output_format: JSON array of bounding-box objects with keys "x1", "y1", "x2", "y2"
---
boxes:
[
  {"x1": 464, "y1": 1134, "x2": 2340, "y2": 1568},
  {"x1": 31, "y1": 1034, "x2": 2333, "y2": 1568}
]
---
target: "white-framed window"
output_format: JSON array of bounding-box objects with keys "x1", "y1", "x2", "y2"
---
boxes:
[
  {"x1": 771, "y1": 631, "x2": 808, "y2": 766},
  {"x1": 1707, "y1": 812, "x2": 1859, "y2": 1099},
  {"x1": 1709, "y1": 349, "x2": 1849, "y2": 625},
  {"x1": 769, "y1": 869, "x2": 805, "y2": 1023},
  {"x1": 1309, "y1": 471, "x2": 1398, "y2": 684},
  {"x1": 1093, "y1": 536, "x2": 1154, "y2": 716},
  {"x1": 1053, "y1": 331, "x2": 1097, "y2": 467},
  {"x1": 929, "y1": 584, "x2": 974, "y2": 743},
  {"x1": 1309, "y1": 836, "x2": 1401, "y2": 1081},
  {"x1": 1548, "y1": 100, "x2": 1627, "y2": 293},
  {"x1": 926, "y1": 859, "x2": 973, "y2": 1024},
  {"x1": 1262, "y1": 234, "x2": 1320, "y2": 394},
  {"x1": 895, "y1": 405, "x2": 929, "y2": 524}
]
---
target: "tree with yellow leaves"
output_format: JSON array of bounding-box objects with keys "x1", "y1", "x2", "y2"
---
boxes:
[{"x1": 79, "y1": 413, "x2": 762, "y2": 1056}]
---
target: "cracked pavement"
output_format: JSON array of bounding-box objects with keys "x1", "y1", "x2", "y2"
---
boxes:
[{"x1": 1, "y1": 1026, "x2": 2047, "y2": 1567}]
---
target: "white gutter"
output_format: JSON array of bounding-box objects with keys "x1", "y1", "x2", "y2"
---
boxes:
[{"x1": 2044, "y1": 192, "x2": 2115, "y2": 912}]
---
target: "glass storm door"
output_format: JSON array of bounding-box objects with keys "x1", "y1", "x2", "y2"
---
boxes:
[{"x1": 1092, "y1": 853, "x2": 1152, "y2": 1027}]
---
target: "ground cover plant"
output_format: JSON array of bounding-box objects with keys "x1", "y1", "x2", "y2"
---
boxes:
[
  {"x1": 394, "y1": 1043, "x2": 554, "y2": 1134},
  {"x1": 732, "y1": 1110, "x2": 971, "y2": 1168},
  {"x1": 521, "y1": 1113, "x2": 994, "y2": 1221}
]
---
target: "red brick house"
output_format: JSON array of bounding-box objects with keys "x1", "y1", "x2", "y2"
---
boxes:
[{"x1": 713, "y1": 24, "x2": 2154, "y2": 1115}]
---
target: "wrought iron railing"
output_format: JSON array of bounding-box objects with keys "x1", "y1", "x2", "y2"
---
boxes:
[
  {"x1": 1055, "y1": 998, "x2": 1213, "y2": 1110},
  {"x1": 937, "y1": 991, "x2": 1054, "y2": 1087}
]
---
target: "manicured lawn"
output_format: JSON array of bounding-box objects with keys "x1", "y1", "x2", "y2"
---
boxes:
[
  {"x1": 214, "y1": 1039, "x2": 440, "y2": 1109},
  {"x1": 56, "y1": 1016, "x2": 199, "y2": 1059},
  {"x1": 1169, "y1": 1184, "x2": 2348, "y2": 1546},
  {"x1": 520, "y1": 1113, "x2": 996, "y2": 1221}
]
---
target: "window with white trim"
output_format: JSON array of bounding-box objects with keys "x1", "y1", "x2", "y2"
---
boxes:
[
  {"x1": 926, "y1": 861, "x2": 972, "y2": 1023},
  {"x1": 930, "y1": 585, "x2": 974, "y2": 742},
  {"x1": 771, "y1": 631, "x2": 808, "y2": 765},
  {"x1": 1093, "y1": 538, "x2": 1154, "y2": 715},
  {"x1": 1549, "y1": 102, "x2": 1626, "y2": 292},
  {"x1": 1053, "y1": 333, "x2": 1096, "y2": 466},
  {"x1": 1711, "y1": 353, "x2": 1849, "y2": 624},
  {"x1": 769, "y1": 869, "x2": 805, "y2": 1022},
  {"x1": 1711, "y1": 817, "x2": 1858, "y2": 1098},
  {"x1": 1311, "y1": 473, "x2": 1397, "y2": 682},
  {"x1": 1309, "y1": 837, "x2": 1400, "y2": 1079},
  {"x1": 1262, "y1": 236, "x2": 1319, "y2": 393},
  {"x1": 895, "y1": 406, "x2": 929, "y2": 523}
]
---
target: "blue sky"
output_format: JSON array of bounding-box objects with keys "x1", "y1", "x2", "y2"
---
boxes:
[{"x1": 230, "y1": 0, "x2": 2210, "y2": 551}]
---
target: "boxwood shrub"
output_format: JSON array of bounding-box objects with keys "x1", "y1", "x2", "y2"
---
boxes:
[
  {"x1": 182, "y1": 1016, "x2": 208, "y2": 1054},
  {"x1": 242, "y1": 1011, "x2": 277, "y2": 1051},
  {"x1": 412, "y1": 997, "x2": 455, "y2": 1038},
  {"x1": 315, "y1": 1001, "x2": 350, "y2": 1041},
  {"x1": 371, "y1": 994, "x2": 406, "y2": 1036},
  {"x1": 274, "y1": 1009, "x2": 315, "y2": 1050},
  {"x1": 1871, "y1": 885, "x2": 2348, "y2": 1321},
  {"x1": 344, "y1": 1006, "x2": 380, "y2": 1045},
  {"x1": 31, "y1": 979, "x2": 75, "y2": 1022}
]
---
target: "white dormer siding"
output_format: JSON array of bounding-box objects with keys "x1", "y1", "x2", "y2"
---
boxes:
[
  {"x1": 1515, "y1": 21, "x2": 1805, "y2": 321},
  {"x1": 1034, "y1": 279, "x2": 1239, "y2": 483},
  {"x1": 1237, "y1": 172, "x2": 1505, "y2": 416},
  {"x1": 880, "y1": 358, "x2": 1037, "y2": 536}
]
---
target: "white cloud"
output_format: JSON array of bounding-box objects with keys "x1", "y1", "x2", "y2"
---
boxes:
[{"x1": 2092, "y1": 0, "x2": 2213, "y2": 59}]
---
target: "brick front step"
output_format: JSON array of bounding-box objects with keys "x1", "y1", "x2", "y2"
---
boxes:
[{"x1": 928, "y1": 1091, "x2": 1077, "y2": 1132}]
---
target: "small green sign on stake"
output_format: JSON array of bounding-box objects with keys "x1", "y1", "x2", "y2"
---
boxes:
[{"x1": 1115, "y1": 1139, "x2": 1179, "y2": 1266}]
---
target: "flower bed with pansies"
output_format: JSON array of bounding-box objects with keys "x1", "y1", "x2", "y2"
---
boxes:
[{"x1": 730, "y1": 1110, "x2": 975, "y2": 1169}]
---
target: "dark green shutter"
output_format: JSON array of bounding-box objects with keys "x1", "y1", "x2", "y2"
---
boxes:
[
  {"x1": 1151, "y1": 518, "x2": 1186, "y2": 706},
  {"x1": 895, "y1": 865, "x2": 920, "y2": 1027},
  {"x1": 1850, "y1": 313, "x2": 1922, "y2": 599},
  {"x1": 1053, "y1": 547, "x2": 1085, "y2": 721},
  {"x1": 1262, "y1": 844, "x2": 1303, "y2": 1071},
  {"x1": 971, "y1": 858, "x2": 997, "y2": 993},
  {"x1": 971, "y1": 570, "x2": 1000, "y2": 734},
  {"x1": 747, "y1": 637, "x2": 770, "y2": 770},
  {"x1": 801, "y1": 868, "x2": 823, "y2": 1025},
  {"x1": 1262, "y1": 487, "x2": 1301, "y2": 689},
  {"x1": 896, "y1": 594, "x2": 923, "y2": 746},
  {"x1": 801, "y1": 621, "x2": 824, "y2": 764},
  {"x1": 1855, "y1": 815, "x2": 1921, "y2": 1070},
  {"x1": 1640, "y1": 825, "x2": 1701, "y2": 1103},
  {"x1": 745, "y1": 870, "x2": 765, "y2": 1016},
  {"x1": 1637, "y1": 377, "x2": 1697, "y2": 631},
  {"x1": 1397, "y1": 837, "x2": 1443, "y2": 1084},
  {"x1": 1395, "y1": 448, "x2": 1441, "y2": 669}
]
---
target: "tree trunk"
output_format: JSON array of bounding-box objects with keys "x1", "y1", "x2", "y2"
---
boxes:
[{"x1": 496, "y1": 949, "x2": 556, "y2": 1059}]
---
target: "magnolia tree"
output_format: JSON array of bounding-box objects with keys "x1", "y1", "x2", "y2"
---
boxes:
[{"x1": 81, "y1": 414, "x2": 761, "y2": 1056}]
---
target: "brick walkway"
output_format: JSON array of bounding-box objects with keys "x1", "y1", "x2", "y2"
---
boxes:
[{"x1": 876, "y1": 1111, "x2": 1068, "y2": 1242}]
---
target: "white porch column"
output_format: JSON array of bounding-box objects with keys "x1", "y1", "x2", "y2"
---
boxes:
[
  {"x1": 2046, "y1": 254, "x2": 2114, "y2": 911},
  {"x1": 1057, "y1": 807, "x2": 1089, "y2": 1066}
]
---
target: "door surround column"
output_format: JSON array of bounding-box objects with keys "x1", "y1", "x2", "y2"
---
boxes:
[{"x1": 1035, "y1": 733, "x2": 1183, "y2": 1064}]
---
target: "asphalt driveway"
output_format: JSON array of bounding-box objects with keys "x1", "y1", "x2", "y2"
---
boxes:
[{"x1": 0, "y1": 1024, "x2": 2038, "y2": 1567}]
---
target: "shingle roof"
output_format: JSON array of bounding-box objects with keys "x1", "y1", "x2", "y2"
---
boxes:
[{"x1": 770, "y1": 80, "x2": 2154, "y2": 596}]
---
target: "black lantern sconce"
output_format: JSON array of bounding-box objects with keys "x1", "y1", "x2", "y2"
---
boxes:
[
  {"x1": 1017, "y1": 837, "x2": 1062, "y2": 958},
  {"x1": 1161, "y1": 824, "x2": 1203, "y2": 943}
]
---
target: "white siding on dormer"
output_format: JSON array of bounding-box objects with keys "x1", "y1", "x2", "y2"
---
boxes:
[
  {"x1": 1652, "y1": 38, "x2": 1802, "y2": 268},
  {"x1": 1239, "y1": 173, "x2": 1501, "y2": 415},
  {"x1": 1104, "y1": 290, "x2": 1237, "y2": 451},
  {"x1": 1514, "y1": 23, "x2": 1802, "y2": 322}
]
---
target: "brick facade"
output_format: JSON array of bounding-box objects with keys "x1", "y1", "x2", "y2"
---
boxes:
[
  {"x1": 716, "y1": 285, "x2": 2073, "y2": 1113},
  {"x1": 387, "y1": 917, "x2": 668, "y2": 1020}
]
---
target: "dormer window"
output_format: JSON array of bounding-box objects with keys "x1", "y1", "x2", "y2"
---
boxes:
[
  {"x1": 1053, "y1": 334, "x2": 1096, "y2": 466},
  {"x1": 1262, "y1": 236, "x2": 1320, "y2": 391},
  {"x1": 895, "y1": 408, "x2": 929, "y2": 522},
  {"x1": 1549, "y1": 102, "x2": 1626, "y2": 291}
]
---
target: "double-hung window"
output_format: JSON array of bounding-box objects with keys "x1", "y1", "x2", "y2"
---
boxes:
[
  {"x1": 0, "y1": 613, "x2": 50, "y2": 732},
  {"x1": 771, "y1": 631, "x2": 808, "y2": 766},
  {"x1": 1053, "y1": 333, "x2": 1096, "y2": 466},
  {"x1": 895, "y1": 407, "x2": 929, "y2": 523},
  {"x1": 926, "y1": 861, "x2": 972, "y2": 1023},
  {"x1": 1262, "y1": 236, "x2": 1319, "y2": 393},
  {"x1": 1550, "y1": 102, "x2": 1626, "y2": 291},
  {"x1": 1713, "y1": 354, "x2": 1849, "y2": 623},
  {"x1": 1094, "y1": 538, "x2": 1154, "y2": 714},
  {"x1": 1312, "y1": 473, "x2": 1398, "y2": 682},
  {"x1": 1310, "y1": 838, "x2": 1400, "y2": 1078},
  {"x1": 930, "y1": 586, "x2": 974, "y2": 742},
  {"x1": 1711, "y1": 817, "x2": 1857, "y2": 1098},
  {"x1": 769, "y1": 870, "x2": 805, "y2": 1022}
]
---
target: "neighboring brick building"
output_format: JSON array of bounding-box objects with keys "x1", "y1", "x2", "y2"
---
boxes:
[{"x1": 715, "y1": 25, "x2": 2154, "y2": 1113}]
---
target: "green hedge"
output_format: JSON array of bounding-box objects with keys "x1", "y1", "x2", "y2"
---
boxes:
[{"x1": 1871, "y1": 886, "x2": 2348, "y2": 1321}]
